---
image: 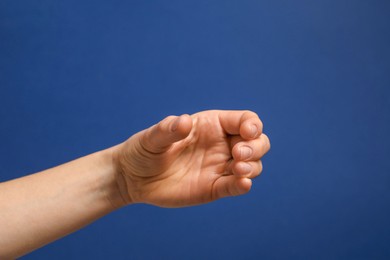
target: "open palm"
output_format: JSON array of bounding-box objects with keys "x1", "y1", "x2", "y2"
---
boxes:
[{"x1": 115, "y1": 110, "x2": 270, "y2": 207}]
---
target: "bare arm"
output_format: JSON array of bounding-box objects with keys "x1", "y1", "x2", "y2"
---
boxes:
[
  {"x1": 0, "y1": 110, "x2": 270, "y2": 259},
  {"x1": 0, "y1": 147, "x2": 124, "y2": 258}
]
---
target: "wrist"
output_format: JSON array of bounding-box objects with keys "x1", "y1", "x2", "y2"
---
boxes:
[{"x1": 99, "y1": 145, "x2": 133, "y2": 209}]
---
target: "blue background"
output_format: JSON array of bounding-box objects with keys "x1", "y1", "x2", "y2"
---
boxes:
[{"x1": 1, "y1": 0, "x2": 389, "y2": 259}]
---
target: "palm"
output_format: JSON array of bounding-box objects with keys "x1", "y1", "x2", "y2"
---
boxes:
[
  {"x1": 149, "y1": 112, "x2": 232, "y2": 206},
  {"x1": 117, "y1": 110, "x2": 269, "y2": 207}
]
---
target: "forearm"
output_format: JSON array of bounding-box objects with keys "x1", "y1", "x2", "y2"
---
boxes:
[{"x1": 0, "y1": 146, "x2": 127, "y2": 259}]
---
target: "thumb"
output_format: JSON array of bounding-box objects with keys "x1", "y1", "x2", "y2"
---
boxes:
[
  {"x1": 212, "y1": 176, "x2": 252, "y2": 200},
  {"x1": 140, "y1": 114, "x2": 192, "y2": 154}
]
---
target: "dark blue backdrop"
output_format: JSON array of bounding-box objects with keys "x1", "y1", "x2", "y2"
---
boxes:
[{"x1": 1, "y1": 0, "x2": 389, "y2": 259}]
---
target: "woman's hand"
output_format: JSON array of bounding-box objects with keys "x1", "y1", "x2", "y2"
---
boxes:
[
  {"x1": 0, "y1": 109, "x2": 271, "y2": 258},
  {"x1": 114, "y1": 110, "x2": 270, "y2": 207}
]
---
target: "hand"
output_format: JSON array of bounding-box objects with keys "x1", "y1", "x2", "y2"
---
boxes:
[{"x1": 114, "y1": 110, "x2": 270, "y2": 207}]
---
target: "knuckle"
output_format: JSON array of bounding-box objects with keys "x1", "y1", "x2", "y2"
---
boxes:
[
  {"x1": 259, "y1": 161, "x2": 263, "y2": 175},
  {"x1": 251, "y1": 161, "x2": 263, "y2": 178},
  {"x1": 261, "y1": 134, "x2": 271, "y2": 150},
  {"x1": 241, "y1": 110, "x2": 257, "y2": 123},
  {"x1": 258, "y1": 160, "x2": 263, "y2": 174},
  {"x1": 165, "y1": 115, "x2": 176, "y2": 121},
  {"x1": 157, "y1": 116, "x2": 175, "y2": 132},
  {"x1": 258, "y1": 119, "x2": 264, "y2": 132},
  {"x1": 244, "y1": 110, "x2": 258, "y2": 117}
]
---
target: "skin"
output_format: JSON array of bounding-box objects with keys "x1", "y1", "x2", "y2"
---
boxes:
[{"x1": 0, "y1": 110, "x2": 270, "y2": 259}]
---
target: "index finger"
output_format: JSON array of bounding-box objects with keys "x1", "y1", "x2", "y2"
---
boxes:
[{"x1": 218, "y1": 110, "x2": 263, "y2": 140}]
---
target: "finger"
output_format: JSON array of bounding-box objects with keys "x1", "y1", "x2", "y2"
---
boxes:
[
  {"x1": 140, "y1": 114, "x2": 193, "y2": 154},
  {"x1": 229, "y1": 135, "x2": 243, "y2": 151},
  {"x1": 218, "y1": 110, "x2": 263, "y2": 140},
  {"x1": 212, "y1": 176, "x2": 252, "y2": 200},
  {"x1": 232, "y1": 160, "x2": 263, "y2": 178},
  {"x1": 232, "y1": 134, "x2": 271, "y2": 161}
]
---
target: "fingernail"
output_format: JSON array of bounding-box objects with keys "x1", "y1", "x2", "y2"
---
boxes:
[
  {"x1": 250, "y1": 124, "x2": 258, "y2": 138},
  {"x1": 240, "y1": 146, "x2": 253, "y2": 159},
  {"x1": 171, "y1": 117, "x2": 180, "y2": 132},
  {"x1": 241, "y1": 162, "x2": 252, "y2": 174}
]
